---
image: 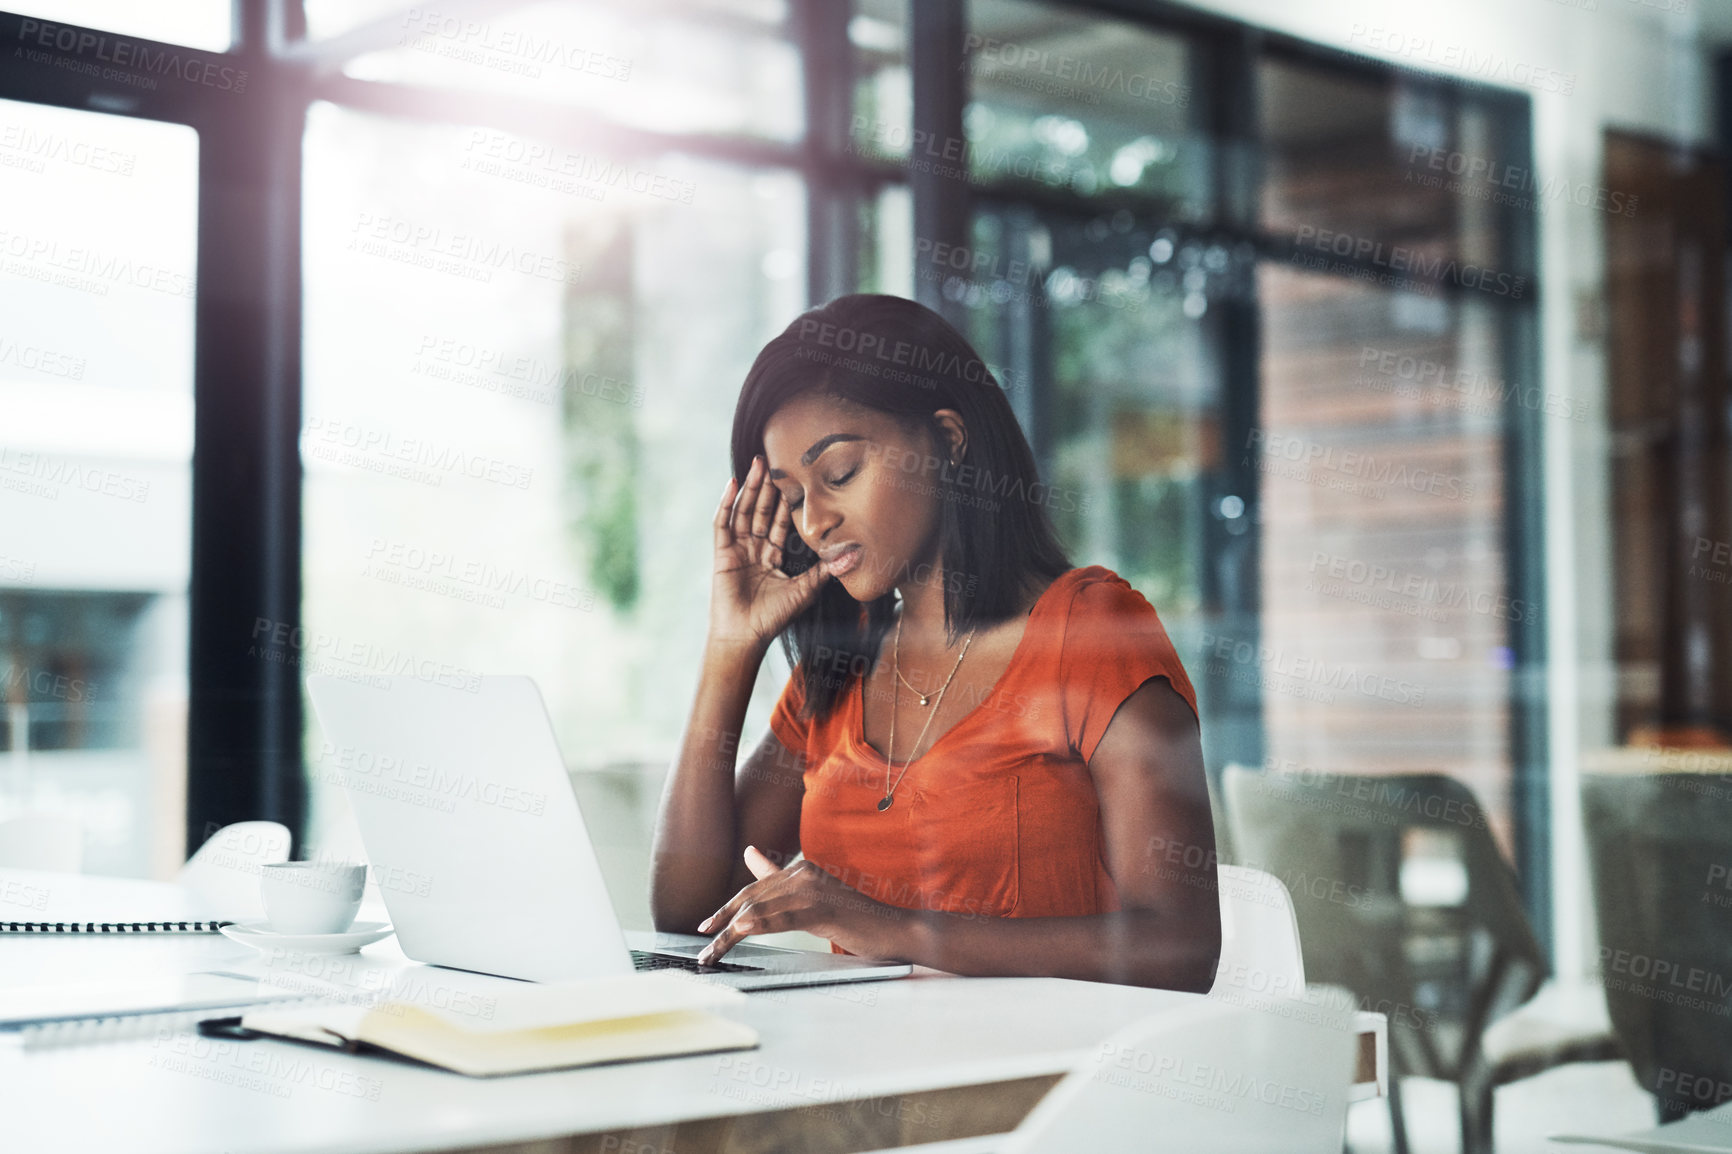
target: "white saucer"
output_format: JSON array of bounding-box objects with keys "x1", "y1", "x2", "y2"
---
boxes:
[{"x1": 219, "y1": 920, "x2": 394, "y2": 955}]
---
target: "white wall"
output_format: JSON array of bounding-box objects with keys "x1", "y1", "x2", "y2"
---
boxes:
[{"x1": 1183, "y1": 0, "x2": 1716, "y2": 979}]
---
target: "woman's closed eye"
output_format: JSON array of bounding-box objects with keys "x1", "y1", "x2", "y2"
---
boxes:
[{"x1": 784, "y1": 467, "x2": 857, "y2": 512}]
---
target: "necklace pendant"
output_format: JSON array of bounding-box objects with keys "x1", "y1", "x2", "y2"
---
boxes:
[
  {"x1": 877, "y1": 795, "x2": 894, "y2": 812},
  {"x1": 919, "y1": 695, "x2": 930, "y2": 707}
]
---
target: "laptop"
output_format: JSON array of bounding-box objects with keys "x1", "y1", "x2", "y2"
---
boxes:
[{"x1": 304, "y1": 674, "x2": 912, "y2": 990}]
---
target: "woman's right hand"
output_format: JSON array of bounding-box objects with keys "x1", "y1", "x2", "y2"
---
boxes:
[{"x1": 708, "y1": 454, "x2": 836, "y2": 654}]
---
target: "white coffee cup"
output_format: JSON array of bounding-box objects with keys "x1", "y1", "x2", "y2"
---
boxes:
[{"x1": 259, "y1": 861, "x2": 366, "y2": 935}]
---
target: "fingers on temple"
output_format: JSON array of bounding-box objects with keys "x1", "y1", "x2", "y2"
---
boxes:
[
  {"x1": 767, "y1": 496, "x2": 792, "y2": 552},
  {"x1": 731, "y1": 456, "x2": 763, "y2": 541},
  {"x1": 713, "y1": 476, "x2": 738, "y2": 548},
  {"x1": 751, "y1": 469, "x2": 780, "y2": 540}
]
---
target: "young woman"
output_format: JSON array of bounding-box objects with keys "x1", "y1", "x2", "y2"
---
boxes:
[{"x1": 650, "y1": 294, "x2": 1221, "y2": 992}]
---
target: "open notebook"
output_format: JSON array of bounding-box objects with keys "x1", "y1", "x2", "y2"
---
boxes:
[{"x1": 228, "y1": 970, "x2": 758, "y2": 1077}]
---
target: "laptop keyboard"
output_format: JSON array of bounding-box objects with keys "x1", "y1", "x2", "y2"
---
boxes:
[{"x1": 631, "y1": 949, "x2": 762, "y2": 975}]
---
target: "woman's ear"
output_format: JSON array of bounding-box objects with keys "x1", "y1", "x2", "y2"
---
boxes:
[{"x1": 932, "y1": 409, "x2": 968, "y2": 465}]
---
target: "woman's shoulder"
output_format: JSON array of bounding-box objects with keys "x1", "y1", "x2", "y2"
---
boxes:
[{"x1": 1042, "y1": 565, "x2": 1160, "y2": 625}]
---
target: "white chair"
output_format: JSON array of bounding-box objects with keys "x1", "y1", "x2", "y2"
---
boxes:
[
  {"x1": 852, "y1": 864, "x2": 1366, "y2": 1154},
  {"x1": 868, "y1": 996, "x2": 1360, "y2": 1154},
  {"x1": 1210, "y1": 863, "x2": 1308, "y2": 1000},
  {"x1": 176, "y1": 820, "x2": 290, "y2": 922},
  {"x1": 0, "y1": 814, "x2": 83, "y2": 872}
]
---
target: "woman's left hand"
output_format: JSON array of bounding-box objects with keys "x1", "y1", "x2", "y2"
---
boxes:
[{"x1": 695, "y1": 846, "x2": 905, "y2": 964}]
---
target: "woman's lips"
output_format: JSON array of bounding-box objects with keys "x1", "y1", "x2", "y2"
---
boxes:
[{"x1": 825, "y1": 544, "x2": 863, "y2": 576}]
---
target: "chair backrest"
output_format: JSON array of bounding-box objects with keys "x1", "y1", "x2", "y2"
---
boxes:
[
  {"x1": 177, "y1": 820, "x2": 291, "y2": 921},
  {"x1": 1003, "y1": 995, "x2": 1358, "y2": 1154},
  {"x1": 0, "y1": 814, "x2": 82, "y2": 872},
  {"x1": 1580, "y1": 772, "x2": 1732, "y2": 1114},
  {"x1": 1222, "y1": 766, "x2": 1545, "y2": 1081},
  {"x1": 1210, "y1": 863, "x2": 1307, "y2": 1001}
]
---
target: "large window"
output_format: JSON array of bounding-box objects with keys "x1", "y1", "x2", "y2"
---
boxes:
[
  {"x1": 0, "y1": 96, "x2": 198, "y2": 876},
  {"x1": 301, "y1": 106, "x2": 805, "y2": 776},
  {"x1": 1256, "y1": 60, "x2": 1534, "y2": 849},
  {"x1": 0, "y1": 4, "x2": 1541, "y2": 944}
]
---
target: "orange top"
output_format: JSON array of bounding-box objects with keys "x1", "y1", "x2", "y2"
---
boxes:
[{"x1": 768, "y1": 565, "x2": 1198, "y2": 951}]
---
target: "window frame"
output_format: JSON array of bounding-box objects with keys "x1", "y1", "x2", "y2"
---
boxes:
[{"x1": 0, "y1": 0, "x2": 1547, "y2": 953}]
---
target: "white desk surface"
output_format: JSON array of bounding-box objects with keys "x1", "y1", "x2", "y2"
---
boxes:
[
  {"x1": 1554, "y1": 1100, "x2": 1732, "y2": 1153},
  {"x1": 1, "y1": 868, "x2": 1194, "y2": 1154}
]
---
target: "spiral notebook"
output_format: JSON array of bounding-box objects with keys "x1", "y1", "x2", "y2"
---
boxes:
[
  {"x1": 0, "y1": 970, "x2": 317, "y2": 1047},
  {"x1": 1, "y1": 920, "x2": 233, "y2": 934}
]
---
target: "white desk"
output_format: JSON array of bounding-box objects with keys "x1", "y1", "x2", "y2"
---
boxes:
[
  {"x1": 1554, "y1": 1099, "x2": 1732, "y2": 1153},
  {"x1": 2, "y1": 869, "x2": 1367, "y2": 1154}
]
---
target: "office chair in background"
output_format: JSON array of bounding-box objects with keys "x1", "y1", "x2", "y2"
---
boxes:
[
  {"x1": 1581, "y1": 771, "x2": 1732, "y2": 1122},
  {"x1": 1222, "y1": 766, "x2": 1621, "y2": 1154}
]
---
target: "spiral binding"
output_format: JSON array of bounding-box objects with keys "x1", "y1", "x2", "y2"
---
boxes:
[
  {"x1": 14, "y1": 1007, "x2": 219, "y2": 1049},
  {"x1": 0, "y1": 921, "x2": 234, "y2": 934},
  {"x1": 12, "y1": 995, "x2": 328, "y2": 1050}
]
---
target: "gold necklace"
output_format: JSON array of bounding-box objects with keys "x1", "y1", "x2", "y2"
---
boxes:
[
  {"x1": 880, "y1": 614, "x2": 975, "y2": 812},
  {"x1": 893, "y1": 664, "x2": 932, "y2": 706}
]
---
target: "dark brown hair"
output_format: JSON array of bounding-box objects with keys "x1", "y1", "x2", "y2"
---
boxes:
[{"x1": 729, "y1": 294, "x2": 1071, "y2": 722}]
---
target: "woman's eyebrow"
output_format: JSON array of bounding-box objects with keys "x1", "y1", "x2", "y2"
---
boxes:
[{"x1": 767, "y1": 433, "x2": 864, "y2": 479}]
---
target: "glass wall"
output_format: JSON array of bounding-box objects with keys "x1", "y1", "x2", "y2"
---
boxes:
[
  {"x1": 0, "y1": 1, "x2": 1541, "y2": 930},
  {"x1": 299, "y1": 95, "x2": 807, "y2": 922},
  {"x1": 1255, "y1": 59, "x2": 1527, "y2": 846},
  {"x1": 0, "y1": 97, "x2": 198, "y2": 877}
]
